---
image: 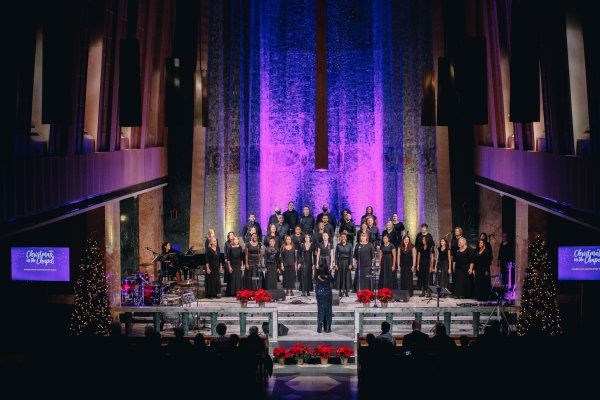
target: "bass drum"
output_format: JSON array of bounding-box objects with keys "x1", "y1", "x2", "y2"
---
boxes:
[{"x1": 143, "y1": 282, "x2": 161, "y2": 305}]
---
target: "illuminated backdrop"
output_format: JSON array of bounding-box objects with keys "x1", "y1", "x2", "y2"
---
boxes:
[{"x1": 205, "y1": 0, "x2": 439, "y2": 242}]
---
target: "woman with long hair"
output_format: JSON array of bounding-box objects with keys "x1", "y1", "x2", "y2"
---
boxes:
[
  {"x1": 299, "y1": 234, "x2": 316, "y2": 296},
  {"x1": 316, "y1": 232, "x2": 333, "y2": 273},
  {"x1": 263, "y1": 223, "x2": 281, "y2": 249},
  {"x1": 360, "y1": 205, "x2": 378, "y2": 226},
  {"x1": 417, "y1": 235, "x2": 434, "y2": 297},
  {"x1": 474, "y1": 239, "x2": 492, "y2": 300},
  {"x1": 281, "y1": 235, "x2": 297, "y2": 296},
  {"x1": 436, "y1": 238, "x2": 452, "y2": 290},
  {"x1": 398, "y1": 235, "x2": 416, "y2": 296},
  {"x1": 223, "y1": 231, "x2": 235, "y2": 288},
  {"x1": 264, "y1": 237, "x2": 280, "y2": 290}
]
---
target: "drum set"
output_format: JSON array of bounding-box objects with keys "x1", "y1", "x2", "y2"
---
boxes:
[
  {"x1": 121, "y1": 272, "x2": 197, "y2": 307},
  {"x1": 121, "y1": 273, "x2": 163, "y2": 306}
]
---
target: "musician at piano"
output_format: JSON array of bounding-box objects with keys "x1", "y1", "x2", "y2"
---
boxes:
[
  {"x1": 242, "y1": 212, "x2": 263, "y2": 243},
  {"x1": 160, "y1": 242, "x2": 180, "y2": 282}
]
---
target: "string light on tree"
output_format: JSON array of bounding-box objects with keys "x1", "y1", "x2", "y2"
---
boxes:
[
  {"x1": 69, "y1": 236, "x2": 112, "y2": 336},
  {"x1": 517, "y1": 235, "x2": 563, "y2": 336}
]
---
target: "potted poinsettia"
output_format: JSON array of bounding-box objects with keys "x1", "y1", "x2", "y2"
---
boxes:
[
  {"x1": 376, "y1": 288, "x2": 393, "y2": 308},
  {"x1": 314, "y1": 344, "x2": 335, "y2": 364},
  {"x1": 336, "y1": 345, "x2": 354, "y2": 365},
  {"x1": 236, "y1": 290, "x2": 253, "y2": 307},
  {"x1": 254, "y1": 289, "x2": 273, "y2": 306},
  {"x1": 289, "y1": 343, "x2": 311, "y2": 365},
  {"x1": 273, "y1": 347, "x2": 288, "y2": 365},
  {"x1": 357, "y1": 289, "x2": 374, "y2": 307}
]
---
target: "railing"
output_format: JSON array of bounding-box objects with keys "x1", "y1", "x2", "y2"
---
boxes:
[{"x1": 115, "y1": 304, "x2": 519, "y2": 342}]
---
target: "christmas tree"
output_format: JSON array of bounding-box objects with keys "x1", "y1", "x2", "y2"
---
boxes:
[
  {"x1": 70, "y1": 236, "x2": 112, "y2": 335},
  {"x1": 517, "y1": 236, "x2": 562, "y2": 336}
]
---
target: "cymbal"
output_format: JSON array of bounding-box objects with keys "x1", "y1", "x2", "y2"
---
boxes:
[{"x1": 139, "y1": 262, "x2": 154, "y2": 267}]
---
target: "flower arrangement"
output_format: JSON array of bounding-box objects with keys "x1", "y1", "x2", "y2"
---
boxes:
[
  {"x1": 254, "y1": 289, "x2": 273, "y2": 303},
  {"x1": 289, "y1": 343, "x2": 312, "y2": 363},
  {"x1": 236, "y1": 290, "x2": 254, "y2": 304},
  {"x1": 357, "y1": 289, "x2": 374, "y2": 304},
  {"x1": 336, "y1": 345, "x2": 354, "y2": 360},
  {"x1": 273, "y1": 347, "x2": 290, "y2": 360},
  {"x1": 376, "y1": 288, "x2": 393, "y2": 303},
  {"x1": 314, "y1": 344, "x2": 335, "y2": 359}
]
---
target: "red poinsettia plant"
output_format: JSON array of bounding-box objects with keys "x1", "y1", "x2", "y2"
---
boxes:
[
  {"x1": 254, "y1": 289, "x2": 273, "y2": 303},
  {"x1": 289, "y1": 343, "x2": 312, "y2": 361},
  {"x1": 236, "y1": 290, "x2": 254, "y2": 304},
  {"x1": 336, "y1": 345, "x2": 354, "y2": 360},
  {"x1": 314, "y1": 344, "x2": 335, "y2": 359},
  {"x1": 357, "y1": 289, "x2": 374, "y2": 303},
  {"x1": 376, "y1": 288, "x2": 393, "y2": 303},
  {"x1": 273, "y1": 347, "x2": 290, "y2": 359}
]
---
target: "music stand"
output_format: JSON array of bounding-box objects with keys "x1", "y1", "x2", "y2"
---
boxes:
[{"x1": 428, "y1": 285, "x2": 451, "y2": 322}]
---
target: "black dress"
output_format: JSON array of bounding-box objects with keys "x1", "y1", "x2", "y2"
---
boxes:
[
  {"x1": 281, "y1": 246, "x2": 297, "y2": 290},
  {"x1": 399, "y1": 248, "x2": 414, "y2": 296},
  {"x1": 264, "y1": 246, "x2": 280, "y2": 290},
  {"x1": 227, "y1": 246, "x2": 244, "y2": 296},
  {"x1": 335, "y1": 242, "x2": 353, "y2": 292},
  {"x1": 354, "y1": 242, "x2": 374, "y2": 291},
  {"x1": 474, "y1": 248, "x2": 492, "y2": 300},
  {"x1": 378, "y1": 243, "x2": 396, "y2": 289},
  {"x1": 417, "y1": 246, "x2": 433, "y2": 290},
  {"x1": 454, "y1": 247, "x2": 475, "y2": 298},
  {"x1": 392, "y1": 221, "x2": 405, "y2": 238},
  {"x1": 317, "y1": 241, "x2": 333, "y2": 272},
  {"x1": 300, "y1": 243, "x2": 316, "y2": 293},
  {"x1": 223, "y1": 240, "x2": 233, "y2": 285},
  {"x1": 263, "y1": 234, "x2": 281, "y2": 249},
  {"x1": 245, "y1": 242, "x2": 261, "y2": 290},
  {"x1": 437, "y1": 246, "x2": 450, "y2": 290},
  {"x1": 382, "y1": 229, "x2": 400, "y2": 249},
  {"x1": 315, "y1": 274, "x2": 334, "y2": 333},
  {"x1": 205, "y1": 247, "x2": 221, "y2": 298}
]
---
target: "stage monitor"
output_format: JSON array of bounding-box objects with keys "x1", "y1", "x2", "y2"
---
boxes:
[
  {"x1": 11, "y1": 247, "x2": 70, "y2": 282},
  {"x1": 558, "y1": 246, "x2": 600, "y2": 281}
]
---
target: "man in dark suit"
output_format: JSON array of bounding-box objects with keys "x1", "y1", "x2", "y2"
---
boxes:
[
  {"x1": 316, "y1": 204, "x2": 336, "y2": 227},
  {"x1": 321, "y1": 214, "x2": 335, "y2": 238},
  {"x1": 299, "y1": 206, "x2": 315, "y2": 235},
  {"x1": 242, "y1": 213, "x2": 262, "y2": 242},
  {"x1": 415, "y1": 223, "x2": 435, "y2": 251},
  {"x1": 283, "y1": 201, "x2": 300, "y2": 235},
  {"x1": 402, "y1": 320, "x2": 429, "y2": 357},
  {"x1": 275, "y1": 214, "x2": 289, "y2": 240},
  {"x1": 268, "y1": 206, "x2": 282, "y2": 227}
]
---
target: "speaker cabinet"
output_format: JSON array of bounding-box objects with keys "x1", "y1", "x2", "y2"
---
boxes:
[
  {"x1": 267, "y1": 288, "x2": 286, "y2": 301},
  {"x1": 510, "y1": 1, "x2": 541, "y2": 122},
  {"x1": 456, "y1": 37, "x2": 488, "y2": 124},
  {"x1": 392, "y1": 289, "x2": 410, "y2": 302},
  {"x1": 119, "y1": 38, "x2": 142, "y2": 126}
]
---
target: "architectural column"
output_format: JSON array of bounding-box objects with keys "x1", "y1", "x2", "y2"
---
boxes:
[
  {"x1": 514, "y1": 199, "x2": 529, "y2": 305},
  {"x1": 138, "y1": 188, "x2": 164, "y2": 280},
  {"x1": 105, "y1": 202, "x2": 121, "y2": 315}
]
